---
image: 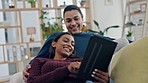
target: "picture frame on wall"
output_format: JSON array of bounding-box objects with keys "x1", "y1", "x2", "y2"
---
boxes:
[
  {"x1": 140, "y1": 3, "x2": 146, "y2": 12},
  {"x1": 105, "y1": 0, "x2": 113, "y2": 5}
]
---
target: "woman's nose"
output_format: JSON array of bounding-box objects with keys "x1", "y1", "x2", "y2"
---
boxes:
[{"x1": 67, "y1": 42, "x2": 73, "y2": 48}]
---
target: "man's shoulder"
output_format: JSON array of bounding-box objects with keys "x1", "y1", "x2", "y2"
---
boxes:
[
  {"x1": 46, "y1": 32, "x2": 62, "y2": 40},
  {"x1": 75, "y1": 32, "x2": 105, "y2": 38},
  {"x1": 50, "y1": 32, "x2": 62, "y2": 36},
  {"x1": 75, "y1": 32, "x2": 114, "y2": 40},
  {"x1": 74, "y1": 32, "x2": 94, "y2": 36}
]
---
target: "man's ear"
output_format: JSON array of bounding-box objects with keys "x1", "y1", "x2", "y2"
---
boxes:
[{"x1": 52, "y1": 42, "x2": 56, "y2": 48}]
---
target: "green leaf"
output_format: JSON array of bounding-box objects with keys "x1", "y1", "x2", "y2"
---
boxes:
[
  {"x1": 27, "y1": 0, "x2": 35, "y2": 3},
  {"x1": 104, "y1": 25, "x2": 119, "y2": 33},
  {"x1": 93, "y1": 20, "x2": 100, "y2": 30},
  {"x1": 126, "y1": 31, "x2": 133, "y2": 37}
]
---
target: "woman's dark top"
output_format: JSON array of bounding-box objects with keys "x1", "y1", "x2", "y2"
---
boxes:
[{"x1": 27, "y1": 57, "x2": 85, "y2": 83}]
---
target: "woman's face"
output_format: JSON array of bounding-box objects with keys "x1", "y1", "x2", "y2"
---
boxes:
[
  {"x1": 53, "y1": 34, "x2": 75, "y2": 58},
  {"x1": 64, "y1": 10, "x2": 83, "y2": 34}
]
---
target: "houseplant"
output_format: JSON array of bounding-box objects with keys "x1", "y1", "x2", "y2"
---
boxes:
[
  {"x1": 40, "y1": 11, "x2": 64, "y2": 39},
  {"x1": 126, "y1": 31, "x2": 134, "y2": 41},
  {"x1": 87, "y1": 20, "x2": 119, "y2": 35},
  {"x1": 27, "y1": 0, "x2": 36, "y2": 8}
]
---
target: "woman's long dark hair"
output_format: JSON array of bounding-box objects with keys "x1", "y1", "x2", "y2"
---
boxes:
[{"x1": 49, "y1": 32, "x2": 75, "y2": 59}]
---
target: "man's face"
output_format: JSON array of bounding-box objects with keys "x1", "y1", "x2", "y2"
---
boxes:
[{"x1": 64, "y1": 10, "x2": 83, "y2": 34}]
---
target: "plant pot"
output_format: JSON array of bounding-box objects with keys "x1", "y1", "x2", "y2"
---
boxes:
[
  {"x1": 127, "y1": 35, "x2": 134, "y2": 41},
  {"x1": 31, "y1": 3, "x2": 36, "y2": 8},
  {"x1": 80, "y1": 1, "x2": 85, "y2": 7}
]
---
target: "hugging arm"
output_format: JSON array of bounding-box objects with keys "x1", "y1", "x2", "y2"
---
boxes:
[{"x1": 92, "y1": 69, "x2": 109, "y2": 83}]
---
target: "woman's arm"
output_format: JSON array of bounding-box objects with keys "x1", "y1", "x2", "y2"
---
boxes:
[{"x1": 27, "y1": 58, "x2": 70, "y2": 83}]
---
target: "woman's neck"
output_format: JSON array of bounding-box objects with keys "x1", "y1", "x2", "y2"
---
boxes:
[{"x1": 54, "y1": 54, "x2": 66, "y2": 60}]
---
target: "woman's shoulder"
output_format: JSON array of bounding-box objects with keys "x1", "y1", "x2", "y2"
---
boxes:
[
  {"x1": 32, "y1": 58, "x2": 51, "y2": 63},
  {"x1": 66, "y1": 56, "x2": 83, "y2": 62}
]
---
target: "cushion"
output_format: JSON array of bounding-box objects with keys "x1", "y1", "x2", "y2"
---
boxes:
[
  {"x1": 110, "y1": 36, "x2": 148, "y2": 83},
  {"x1": 109, "y1": 38, "x2": 129, "y2": 76},
  {"x1": 10, "y1": 72, "x2": 25, "y2": 83},
  {"x1": 0, "y1": 76, "x2": 10, "y2": 83},
  {"x1": 113, "y1": 38, "x2": 129, "y2": 53}
]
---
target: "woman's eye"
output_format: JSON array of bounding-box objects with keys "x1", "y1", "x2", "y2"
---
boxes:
[
  {"x1": 63, "y1": 38, "x2": 68, "y2": 42},
  {"x1": 71, "y1": 42, "x2": 74, "y2": 46}
]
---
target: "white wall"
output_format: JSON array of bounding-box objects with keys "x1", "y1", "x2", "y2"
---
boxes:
[{"x1": 90, "y1": 0, "x2": 126, "y2": 39}]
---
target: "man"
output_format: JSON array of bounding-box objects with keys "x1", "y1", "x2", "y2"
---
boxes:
[{"x1": 23, "y1": 5, "x2": 110, "y2": 83}]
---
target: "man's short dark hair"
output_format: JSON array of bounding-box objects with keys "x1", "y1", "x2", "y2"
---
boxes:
[{"x1": 63, "y1": 5, "x2": 83, "y2": 18}]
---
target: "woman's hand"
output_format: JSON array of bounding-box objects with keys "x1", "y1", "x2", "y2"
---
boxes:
[
  {"x1": 92, "y1": 69, "x2": 109, "y2": 83},
  {"x1": 22, "y1": 64, "x2": 31, "y2": 83},
  {"x1": 68, "y1": 61, "x2": 81, "y2": 74}
]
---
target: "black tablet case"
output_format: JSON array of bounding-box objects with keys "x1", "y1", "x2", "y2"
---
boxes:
[{"x1": 77, "y1": 35, "x2": 117, "y2": 81}]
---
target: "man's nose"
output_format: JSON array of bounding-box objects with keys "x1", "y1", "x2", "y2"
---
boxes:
[{"x1": 71, "y1": 19, "x2": 76, "y2": 25}]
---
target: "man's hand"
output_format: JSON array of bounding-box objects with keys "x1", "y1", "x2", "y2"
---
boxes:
[
  {"x1": 91, "y1": 69, "x2": 109, "y2": 83},
  {"x1": 22, "y1": 64, "x2": 31, "y2": 83}
]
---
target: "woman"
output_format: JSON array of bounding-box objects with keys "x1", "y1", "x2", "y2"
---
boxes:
[{"x1": 27, "y1": 32, "x2": 84, "y2": 83}]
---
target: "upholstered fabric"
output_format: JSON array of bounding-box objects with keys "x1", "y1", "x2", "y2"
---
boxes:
[
  {"x1": 110, "y1": 36, "x2": 148, "y2": 83},
  {"x1": 113, "y1": 38, "x2": 129, "y2": 53},
  {"x1": 0, "y1": 76, "x2": 10, "y2": 83},
  {"x1": 8, "y1": 38, "x2": 129, "y2": 83},
  {"x1": 10, "y1": 72, "x2": 24, "y2": 83}
]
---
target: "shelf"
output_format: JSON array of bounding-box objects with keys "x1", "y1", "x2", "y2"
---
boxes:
[
  {"x1": 0, "y1": 59, "x2": 30, "y2": 64},
  {"x1": 0, "y1": 7, "x2": 90, "y2": 12},
  {"x1": 129, "y1": 0, "x2": 146, "y2": 4},
  {"x1": 122, "y1": 0, "x2": 148, "y2": 40},
  {"x1": 42, "y1": 6, "x2": 90, "y2": 10},
  {"x1": 128, "y1": 11, "x2": 146, "y2": 16},
  {"x1": 0, "y1": 26, "x2": 20, "y2": 29},
  {"x1": 0, "y1": 41, "x2": 43, "y2": 46},
  {"x1": 0, "y1": 8, "x2": 40, "y2": 11},
  {"x1": 124, "y1": 25, "x2": 144, "y2": 28}
]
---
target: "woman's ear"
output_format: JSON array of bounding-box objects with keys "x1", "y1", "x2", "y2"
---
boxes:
[{"x1": 52, "y1": 42, "x2": 56, "y2": 48}]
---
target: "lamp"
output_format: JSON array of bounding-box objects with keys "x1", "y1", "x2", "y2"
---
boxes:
[{"x1": 26, "y1": 27, "x2": 36, "y2": 42}]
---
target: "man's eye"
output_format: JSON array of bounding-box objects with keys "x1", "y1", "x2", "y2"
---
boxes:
[
  {"x1": 65, "y1": 19, "x2": 72, "y2": 23},
  {"x1": 74, "y1": 18, "x2": 79, "y2": 21}
]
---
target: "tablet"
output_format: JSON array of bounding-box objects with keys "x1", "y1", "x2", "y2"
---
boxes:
[{"x1": 77, "y1": 35, "x2": 117, "y2": 81}]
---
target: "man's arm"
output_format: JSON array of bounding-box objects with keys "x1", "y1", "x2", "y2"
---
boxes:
[{"x1": 92, "y1": 69, "x2": 109, "y2": 83}]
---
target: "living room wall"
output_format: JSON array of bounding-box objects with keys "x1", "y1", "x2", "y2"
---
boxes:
[{"x1": 90, "y1": 0, "x2": 126, "y2": 38}]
